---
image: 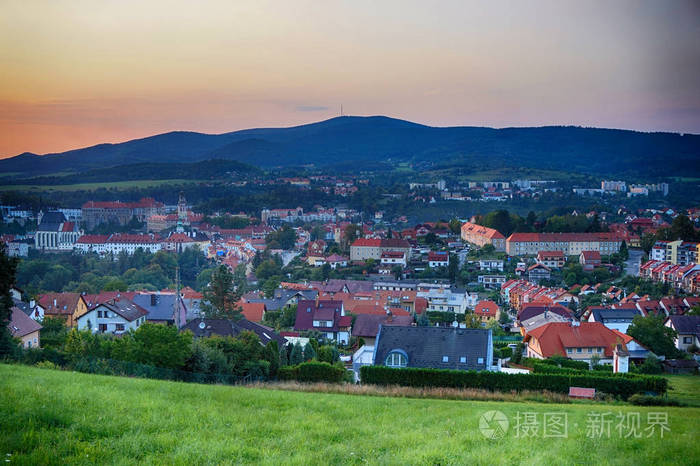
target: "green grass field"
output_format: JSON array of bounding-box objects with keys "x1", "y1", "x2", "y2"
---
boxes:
[
  {"x1": 0, "y1": 179, "x2": 203, "y2": 192},
  {"x1": 666, "y1": 374, "x2": 700, "y2": 407},
  {"x1": 1, "y1": 364, "x2": 699, "y2": 465}
]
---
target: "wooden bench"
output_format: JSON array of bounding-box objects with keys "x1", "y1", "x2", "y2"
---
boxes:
[{"x1": 569, "y1": 387, "x2": 596, "y2": 399}]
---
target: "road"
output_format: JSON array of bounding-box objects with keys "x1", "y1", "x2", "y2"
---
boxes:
[{"x1": 624, "y1": 249, "x2": 644, "y2": 277}]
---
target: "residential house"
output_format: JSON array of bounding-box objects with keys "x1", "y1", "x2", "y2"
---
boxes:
[
  {"x1": 181, "y1": 318, "x2": 287, "y2": 347},
  {"x1": 37, "y1": 292, "x2": 88, "y2": 327},
  {"x1": 294, "y1": 300, "x2": 351, "y2": 344},
  {"x1": 527, "y1": 263, "x2": 551, "y2": 283},
  {"x1": 350, "y1": 238, "x2": 411, "y2": 262},
  {"x1": 478, "y1": 259, "x2": 504, "y2": 272},
  {"x1": 473, "y1": 300, "x2": 499, "y2": 323},
  {"x1": 665, "y1": 315, "x2": 700, "y2": 351},
  {"x1": 325, "y1": 254, "x2": 348, "y2": 269},
  {"x1": 523, "y1": 321, "x2": 627, "y2": 364},
  {"x1": 427, "y1": 251, "x2": 449, "y2": 268},
  {"x1": 418, "y1": 287, "x2": 477, "y2": 314},
  {"x1": 586, "y1": 306, "x2": 643, "y2": 333},
  {"x1": 351, "y1": 312, "x2": 413, "y2": 346},
  {"x1": 536, "y1": 250, "x2": 566, "y2": 269},
  {"x1": 580, "y1": 251, "x2": 602, "y2": 272},
  {"x1": 9, "y1": 307, "x2": 42, "y2": 348},
  {"x1": 132, "y1": 293, "x2": 187, "y2": 328},
  {"x1": 373, "y1": 326, "x2": 494, "y2": 371},
  {"x1": 239, "y1": 302, "x2": 266, "y2": 322},
  {"x1": 76, "y1": 298, "x2": 148, "y2": 334},
  {"x1": 380, "y1": 251, "x2": 407, "y2": 268},
  {"x1": 477, "y1": 275, "x2": 506, "y2": 289},
  {"x1": 307, "y1": 240, "x2": 327, "y2": 266}
]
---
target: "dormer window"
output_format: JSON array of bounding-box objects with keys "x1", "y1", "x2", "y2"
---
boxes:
[{"x1": 385, "y1": 351, "x2": 407, "y2": 368}]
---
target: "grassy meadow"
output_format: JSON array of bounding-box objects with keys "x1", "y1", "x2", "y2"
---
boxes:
[{"x1": 1, "y1": 364, "x2": 699, "y2": 465}]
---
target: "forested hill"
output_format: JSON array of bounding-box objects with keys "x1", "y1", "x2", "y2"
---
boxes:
[{"x1": 1, "y1": 116, "x2": 698, "y2": 178}]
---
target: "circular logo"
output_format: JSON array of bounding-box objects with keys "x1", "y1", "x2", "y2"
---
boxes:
[{"x1": 479, "y1": 410, "x2": 509, "y2": 439}]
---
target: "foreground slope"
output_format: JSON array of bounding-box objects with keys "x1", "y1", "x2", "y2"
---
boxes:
[
  {"x1": 1, "y1": 364, "x2": 698, "y2": 465},
  {"x1": 1, "y1": 116, "x2": 698, "y2": 177}
]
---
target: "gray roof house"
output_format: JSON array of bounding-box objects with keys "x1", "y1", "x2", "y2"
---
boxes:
[
  {"x1": 665, "y1": 315, "x2": 700, "y2": 351},
  {"x1": 132, "y1": 293, "x2": 187, "y2": 327},
  {"x1": 373, "y1": 326, "x2": 494, "y2": 371},
  {"x1": 181, "y1": 318, "x2": 287, "y2": 347},
  {"x1": 587, "y1": 307, "x2": 643, "y2": 333}
]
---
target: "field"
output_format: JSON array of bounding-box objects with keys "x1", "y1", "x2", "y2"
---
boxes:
[
  {"x1": 1, "y1": 364, "x2": 699, "y2": 465},
  {"x1": 666, "y1": 374, "x2": 700, "y2": 407},
  {"x1": 0, "y1": 179, "x2": 203, "y2": 192}
]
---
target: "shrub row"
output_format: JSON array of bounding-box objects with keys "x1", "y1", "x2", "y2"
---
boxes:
[
  {"x1": 278, "y1": 361, "x2": 346, "y2": 383},
  {"x1": 539, "y1": 358, "x2": 590, "y2": 370},
  {"x1": 359, "y1": 366, "x2": 667, "y2": 399},
  {"x1": 628, "y1": 394, "x2": 684, "y2": 407},
  {"x1": 531, "y1": 363, "x2": 662, "y2": 384}
]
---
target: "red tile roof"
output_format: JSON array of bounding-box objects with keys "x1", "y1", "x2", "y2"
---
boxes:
[
  {"x1": 525, "y1": 322, "x2": 626, "y2": 358},
  {"x1": 239, "y1": 302, "x2": 265, "y2": 322},
  {"x1": 474, "y1": 300, "x2": 499, "y2": 317},
  {"x1": 581, "y1": 251, "x2": 601, "y2": 261}
]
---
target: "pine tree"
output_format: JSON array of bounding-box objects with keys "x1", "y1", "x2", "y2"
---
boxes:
[
  {"x1": 290, "y1": 342, "x2": 304, "y2": 365},
  {"x1": 303, "y1": 342, "x2": 317, "y2": 361}
]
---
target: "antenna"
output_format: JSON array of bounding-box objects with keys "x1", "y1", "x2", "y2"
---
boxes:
[{"x1": 340, "y1": 104, "x2": 343, "y2": 117}]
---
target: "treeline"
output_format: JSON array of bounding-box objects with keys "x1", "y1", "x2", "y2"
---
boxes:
[
  {"x1": 472, "y1": 208, "x2": 607, "y2": 237},
  {"x1": 2, "y1": 159, "x2": 261, "y2": 186},
  {"x1": 15, "y1": 247, "x2": 215, "y2": 296}
]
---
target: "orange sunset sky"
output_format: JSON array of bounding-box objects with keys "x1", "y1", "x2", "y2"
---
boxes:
[{"x1": 1, "y1": 0, "x2": 699, "y2": 159}]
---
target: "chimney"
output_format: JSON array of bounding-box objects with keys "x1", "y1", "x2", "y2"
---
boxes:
[
  {"x1": 30, "y1": 299, "x2": 35, "y2": 308},
  {"x1": 151, "y1": 294, "x2": 157, "y2": 307}
]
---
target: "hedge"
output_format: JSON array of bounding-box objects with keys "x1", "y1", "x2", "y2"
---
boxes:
[
  {"x1": 278, "y1": 361, "x2": 346, "y2": 383},
  {"x1": 359, "y1": 366, "x2": 667, "y2": 399}
]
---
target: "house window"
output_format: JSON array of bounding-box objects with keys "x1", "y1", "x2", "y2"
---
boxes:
[
  {"x1": 566, "y1": 348, "x2": 572, "y2": 353},
  {"x1": 477, "y1": 357, "x2": 484, "y2": 364},
  {"x1": 98, "y1": 324, "x2": 108, "y2": 333},
  {"x1": 97, "y1": 310, "x2": 103, "y2": 318},
  {"x1": 577, "y1": 348, "x2": 582, "y2": 353},
  {"x1": 460, "y1": 356, "x2": 467, "y2": 363},
  {"x1": 442, "y1": 356, "x2": 449, "y2": 363},
  {"x1": 683, "y1": 337, "x2": 692, "y2": 344},
  {"x1": 116, "y1": 323, "x2": 125, "y2": 332},
  {"x1": 385, "y1": 351, "x2": 408, "y2": 368}
]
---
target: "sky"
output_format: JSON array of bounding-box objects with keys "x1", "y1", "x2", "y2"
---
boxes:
[{"x1": 1, "y1": 0, "x2": 699, "y2": 158}]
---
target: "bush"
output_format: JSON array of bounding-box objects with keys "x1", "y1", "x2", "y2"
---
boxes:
[
  {"x1": 359, "y1": 366, "x2": 667, "y2": 399},
  {"x1": 278, "y1": 361, "x2": 346, "y2": 383},
  {"x1": 628, "y1": 394, "x2": 684, "y2": 407},
  {"x1": 540, "y1": 357, "x2": 590, "y2": 370},
  {"x1": 35, "y1": 360, "x2": 60, "y2": 370}
]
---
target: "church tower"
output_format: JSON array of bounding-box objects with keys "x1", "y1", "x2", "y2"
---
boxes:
[{"x1": 176, "y1": 191, "x2": 187, "y2": 233}]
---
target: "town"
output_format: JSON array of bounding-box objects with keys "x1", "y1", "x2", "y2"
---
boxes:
[
  {"x1": 3, "y1": 179, "x2": 699, "y2": 385},
  {"x1": 1, "y1": 1, "x2": 699, "y2": 463}
]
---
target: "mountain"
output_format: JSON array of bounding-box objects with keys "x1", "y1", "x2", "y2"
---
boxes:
[{"x1": 1, "y1": 116, "x2": 698, "y2": 178}]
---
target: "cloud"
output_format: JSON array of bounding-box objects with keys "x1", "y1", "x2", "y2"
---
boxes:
[{"x1": 296, "y1": 105, "x2": 329, "y2": 112}]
